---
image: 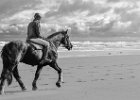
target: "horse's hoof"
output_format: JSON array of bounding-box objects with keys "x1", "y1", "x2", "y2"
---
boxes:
[
  {"x1": 0, "y1": 91, "x2": 4, "y2": 95},
  {"x1": 32, "y1": 87, "x2": 38, "y2": 91},
  {"x1": 22, "y1": 87, "x2": 27, "y2": 91},
  {"x1": 56, "y1": 82, "x2": 61, "y2": 88},
  {"x1": 0, "y1": 93, "x2": 4, "y2": 95}
]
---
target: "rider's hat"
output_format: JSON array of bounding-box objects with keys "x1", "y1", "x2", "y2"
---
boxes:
[{"x1": 34, "y1": 13, "x2": 41, "y2": 19}]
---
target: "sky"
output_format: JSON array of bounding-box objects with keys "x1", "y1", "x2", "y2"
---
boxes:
[{"x1": 0, "y1": 0, "x2": 140, "y2": 38}]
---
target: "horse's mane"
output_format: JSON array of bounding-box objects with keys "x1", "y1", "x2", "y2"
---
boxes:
[{"x1": 47, "y1": 30, "x2": 65, "y2": 40}]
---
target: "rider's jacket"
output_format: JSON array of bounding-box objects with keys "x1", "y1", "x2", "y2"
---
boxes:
[{"x1": 27, "y1": 20, "x2": 41, "y2": 41}]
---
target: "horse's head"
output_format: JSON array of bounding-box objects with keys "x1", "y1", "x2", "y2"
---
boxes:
[{"x1": 61, "y1": 29, "x2": 73, "y2": 50}]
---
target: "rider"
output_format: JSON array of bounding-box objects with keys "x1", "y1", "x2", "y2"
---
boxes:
[{"x1": 26, "y1": 13, "x2": 52, "y2": 64}]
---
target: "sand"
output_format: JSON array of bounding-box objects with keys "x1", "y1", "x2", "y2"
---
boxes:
[{"x1": 1, "y1": 51, "x2": 140, "y2": 100}]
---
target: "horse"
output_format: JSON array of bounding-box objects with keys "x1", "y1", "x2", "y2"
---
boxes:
[{"x1": 0, "y1": 29, "x2": 73, "y2": 94}]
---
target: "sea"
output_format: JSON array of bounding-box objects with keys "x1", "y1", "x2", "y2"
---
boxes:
[{"x1": 1, "y1": 37, "x2": 140, "y2": 58}]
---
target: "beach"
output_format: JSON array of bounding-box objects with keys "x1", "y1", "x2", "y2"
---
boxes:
[
  {"x1": 0, "y1": 50, "x2": 140, "y2": 100},
  {"x1": 1, "y1": 0, "x2": 140, "y2": 99}
]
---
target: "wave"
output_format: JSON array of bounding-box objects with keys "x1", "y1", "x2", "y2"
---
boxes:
[
  {"x1": 0, "y1": 41, "x2": 7, "y2": 47},
  {"x1": 71, "y1": 41, "x2": 140, "y2": 51},
  {"x1": 1, "y1": 40, "x2": 140, "y2": 58},
  {"x1": 1, "y1": 41, "x2": 140, "y2": 51}
]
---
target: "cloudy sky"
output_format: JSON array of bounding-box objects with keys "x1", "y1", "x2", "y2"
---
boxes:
[{"x1": 0, "y1": 0, "x2": 140, "y2": 38}]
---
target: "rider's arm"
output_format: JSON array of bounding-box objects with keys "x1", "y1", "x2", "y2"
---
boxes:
[{"x1": 34, "y1": 22, "x2": 42, "y2": 38}]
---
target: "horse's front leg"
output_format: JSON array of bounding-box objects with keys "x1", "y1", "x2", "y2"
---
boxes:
[
  {"x1": 50, "y1": 62, "x2": 63, "y2": 87},
  {"x1": 32, "y1": 65, "x2": 43, "y2": 90}
]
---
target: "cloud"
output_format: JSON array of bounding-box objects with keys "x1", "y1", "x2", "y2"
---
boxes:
[
  {"x1": 1, "y1": 0, "x2": 140, "y2": 37},
  {"x1": 0, "y1": 0, "x2": 40, "y2": 20},
  {"x1": 45, "y1": 0, "x2": 110, "y2": 18},
  {"x1": 0, "y1": 23, "x2": 26, "y2": 35}
]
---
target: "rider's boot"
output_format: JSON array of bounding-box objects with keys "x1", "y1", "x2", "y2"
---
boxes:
[{"x1": 40, "y1": 47, "x2": 52, "y2": 65}]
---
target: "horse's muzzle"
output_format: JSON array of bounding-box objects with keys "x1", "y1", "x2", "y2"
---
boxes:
[
  {"x1": 68, "y1": 43, "x2": 73, "y2": 50},
  {"x1": 70, "y1": 44, "x2": 73, "y2": 50},
  {"x1": 64, "y1": 43, "x2": 73, "y2": 50}
]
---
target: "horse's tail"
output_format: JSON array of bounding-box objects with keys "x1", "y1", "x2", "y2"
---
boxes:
[
  {"x1": 1, "y1": 43, "x2": 8, "y2": 61},
  {"x1": 1, "y1": 43, "x2": 13, "y2": 85},
  {"x1": 0, "y1": 40, "x2": 27, "y2": 86},
  {"x1": 0, "y1": 70, "x2": 13, "y2": 86}
]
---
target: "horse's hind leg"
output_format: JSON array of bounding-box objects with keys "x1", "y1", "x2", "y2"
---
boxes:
[
  {"x1": 50, "y1": 62, "x2": 63, "y2": 87},
  {"x1": 13, "y1": 66, "x2": 26, "y2": 91},
  {"x1": 32, "y1": 65, "x2": 43, "y2": 90}
]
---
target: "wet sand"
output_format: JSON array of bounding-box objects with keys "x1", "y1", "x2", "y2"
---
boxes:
[{"x1": 1, "y1": 52, "x2": 140, "y2": 100}]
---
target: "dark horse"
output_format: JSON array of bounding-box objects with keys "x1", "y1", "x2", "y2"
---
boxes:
[{"x1": 0, "y1": 29, "x2": 73, "y2": 94}]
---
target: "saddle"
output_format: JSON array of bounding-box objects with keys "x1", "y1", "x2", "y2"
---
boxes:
[{"x1": 29, "y1": 42, "x2": 43, "y2": 50}]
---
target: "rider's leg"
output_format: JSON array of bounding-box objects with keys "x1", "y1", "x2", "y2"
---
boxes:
[
  {"x1": 29, "y1": 38, "x2": 52, "y2": 63},
  {"x1": 40, "y1": 42, "x2": 52, "y2": 64}
]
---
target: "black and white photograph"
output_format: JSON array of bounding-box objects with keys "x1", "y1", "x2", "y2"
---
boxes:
[{"x1": 0, "y1": 0, "x2": 140, "y2": 100}]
